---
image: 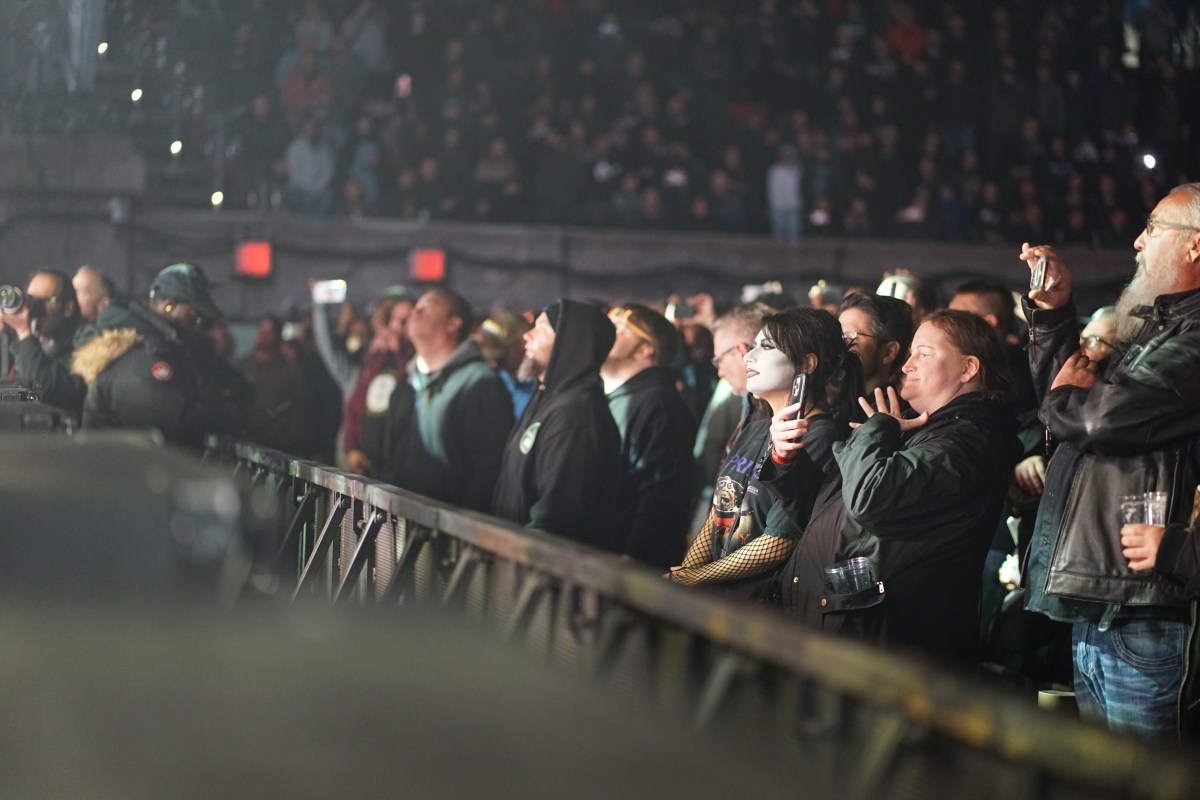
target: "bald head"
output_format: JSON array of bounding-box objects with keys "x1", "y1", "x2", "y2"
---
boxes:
[{"x1": 73, "y1": 265, "x2": 113, "y2": 322}]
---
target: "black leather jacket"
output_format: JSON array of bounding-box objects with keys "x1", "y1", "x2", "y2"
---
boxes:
[{"x1": 1023, "y1": 290, "x2": 1200, "y2": 620}]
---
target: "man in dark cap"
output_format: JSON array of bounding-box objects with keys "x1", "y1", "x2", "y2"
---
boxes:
[
  {"x1": 491, "y1": 299, "x2": 630, "y2": 552},
  {"x1": 71, "y1": 262, "x2": 250, "y2": 447}
]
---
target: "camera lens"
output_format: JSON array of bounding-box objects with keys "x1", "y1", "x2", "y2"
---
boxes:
[{"x1": 0, "y1": 285, "x2": 25, "y2": 315}]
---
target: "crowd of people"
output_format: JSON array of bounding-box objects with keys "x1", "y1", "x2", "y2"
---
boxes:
[
  {"x1": 118, "y1": 0, "x2": 1200, "y2": 242},
  {"x1": 5, "y1": 180, "x2": 1200, "y2": 743}
]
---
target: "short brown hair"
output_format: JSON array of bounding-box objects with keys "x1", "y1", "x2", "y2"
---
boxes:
[
  {"x1": 921, "y1": 309, "x2": 1015, "y2": 403},
  {"x1": 619, "y1": 303, "x2": 680, "y2": 367}
]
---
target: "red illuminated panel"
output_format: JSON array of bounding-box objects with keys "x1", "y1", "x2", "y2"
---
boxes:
[
  {"x1": 410, "y1": 248, "x2": 446, "y2": 282},
  {"x1": 236, "y1": 241, "x2": 272, "y2": 278}
]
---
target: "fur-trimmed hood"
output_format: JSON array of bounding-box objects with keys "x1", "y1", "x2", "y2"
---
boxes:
[{"x1": 71, "y1": 329, "x2": 143, "y2": 387}]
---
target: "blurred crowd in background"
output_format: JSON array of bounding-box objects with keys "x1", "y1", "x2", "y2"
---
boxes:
[{"x1": 107, "y1": 0, "x2": 1200, "y2": 243}]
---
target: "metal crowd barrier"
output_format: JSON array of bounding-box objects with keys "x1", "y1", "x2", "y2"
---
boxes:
[{"x1": 207, "y1": 435, "x2": 1200, "y2": 800}]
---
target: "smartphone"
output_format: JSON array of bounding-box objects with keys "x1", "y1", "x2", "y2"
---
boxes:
[
  {"x1": 1030, "y1": 255, "x2": 1047, "y2": 293},
  {"x1": 311, "y1": 279, "x2": 347, "y2": 304},
  {"x1": 788, "y1": 372, "x2": 808, "y2": 420},
  {"x1": 665, "y1": 301, "x2": 694, "y2": 321}
]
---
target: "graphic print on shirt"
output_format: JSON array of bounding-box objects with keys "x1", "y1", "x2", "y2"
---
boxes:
[{"x1": 712, "y1": 451, "x2": 757, "y2": 549}]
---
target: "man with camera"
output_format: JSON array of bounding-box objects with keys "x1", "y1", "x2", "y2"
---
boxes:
[{"x1": 0, "y1": 270, "x2": 86, "y2": 417}]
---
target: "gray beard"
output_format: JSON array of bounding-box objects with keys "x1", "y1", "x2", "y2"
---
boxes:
[
  {"x1": 1113, "y1": 252, "x2": 1164, "y2": 344},
  {"x1": 517, "y1": 355, "x2": 542, "y2": 383}
]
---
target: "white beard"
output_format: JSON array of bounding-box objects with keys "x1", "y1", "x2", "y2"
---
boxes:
[{"x1": 1113, "y1": 251, "x2": 1169, "y2": 344}]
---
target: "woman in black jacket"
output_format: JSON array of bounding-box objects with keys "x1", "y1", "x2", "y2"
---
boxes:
[
  {"x1": 770, "y1": 309, "x2": 1021, "y2": 664},
  {"x1": 667, "y1": 308, "x2": 859, "y2": 595}
]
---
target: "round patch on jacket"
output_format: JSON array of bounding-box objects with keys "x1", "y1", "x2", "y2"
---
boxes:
[
  {"x1": 365, "y1": 373, "x2": 399, "y2": 415},
  {"x1": 151, "y1": 361, "x2": 174, "y2": 382},
  {"x1": 518, "y1": 422, "x2": 541, "y2": 454}
]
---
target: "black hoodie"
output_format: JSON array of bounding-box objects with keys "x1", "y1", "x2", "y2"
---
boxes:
[{"x1": 491, "y1": 299, "x2": 630, "y2": 552}]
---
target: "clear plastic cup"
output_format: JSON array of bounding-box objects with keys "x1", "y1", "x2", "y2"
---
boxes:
[
  {"x1": 1144, "y1": 491, "x2": 1168, "y2": 526},
  {"x1": 1119, "y1": 494, "x2": 1146, "y2": 525},
  {"x1": 844, "y1": 556, "x2": 874, "y2": 592},
  {"x1": 824, "y1": 557, "x2": 874, "y2": 594}
]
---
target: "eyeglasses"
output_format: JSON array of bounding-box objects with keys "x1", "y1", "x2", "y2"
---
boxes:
[
  {"x1": 1145, "y1": 217, "x2": 1200, "y2": 236},
  {"x1": 1080, "y1": 334, "x2": 1114, "y2": 352},
  {"x1": 608, "y1": 307, "x2": 655, "y2": 346},
  {"x1": 711, "y1": 342, "x2": 750, "y2": 368},
  {"x1": 841, "y1": 330, "x2": 879, "y2": 346}
]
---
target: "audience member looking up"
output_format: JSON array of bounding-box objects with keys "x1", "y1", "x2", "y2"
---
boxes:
[
  {"x1": 364, "y1": 288, "x2": 513, "y2": 512},
  {"x1": 602, "y1": 303, "x2": 697, "y2": 569},
  {"x1": 491, "y1": 299, "x2": 630, "y2": 552}
]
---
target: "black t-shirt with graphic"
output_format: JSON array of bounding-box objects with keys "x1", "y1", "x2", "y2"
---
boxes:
[{"x1": 708, "y1": 415, "x2": 842, "y2": 558}]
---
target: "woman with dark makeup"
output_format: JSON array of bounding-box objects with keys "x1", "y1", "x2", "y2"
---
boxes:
[{"x1": 667, "y1": 308, "x2": 860, "y2": 596}]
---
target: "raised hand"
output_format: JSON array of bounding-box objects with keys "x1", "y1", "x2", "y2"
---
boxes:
[
  {"x1": 1020, "y1": 242, "x2": 1072, "y2": 310},
  {"x1": 855, "y1": 386, "x2": 928, "y2": 432}
]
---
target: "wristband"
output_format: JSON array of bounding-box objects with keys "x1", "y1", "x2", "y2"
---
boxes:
[{"x1": 770, "y1": 447, "x2": 794, "y2": 465}]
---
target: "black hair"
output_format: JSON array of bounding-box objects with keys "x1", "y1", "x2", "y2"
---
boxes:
[
  {"x1": 761, "y1": 307, "x2": 864, "y2": 423},
  {"x1": 840, "y1": 291, "x2": 914, "y2": 382},
  {"x1": 424, "y1": 286, "x2": 474, "y2": 342},
  {"x1": 30, "y1": 269, "x2": 77, "y2": 310},
  {"x1": 952, "y1": 278, "x2": 1015, "y2": 332}
]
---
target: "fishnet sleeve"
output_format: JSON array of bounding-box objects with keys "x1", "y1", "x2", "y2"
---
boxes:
[
  {"x1": 677, "y1": 513, "x2": 716, "y2": 569},
  {"x1": 669, "y1": 534, "x2": 794, "y2": 586}
]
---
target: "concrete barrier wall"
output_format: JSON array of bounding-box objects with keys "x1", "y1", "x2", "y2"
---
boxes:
[{"x1": 0, "y1": 206, "x2": 1136, "y2": 319}]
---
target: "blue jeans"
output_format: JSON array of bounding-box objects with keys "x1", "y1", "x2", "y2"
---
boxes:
[
  {"x1": 1072, "y1": 618, "x2": 1187, "y2": 739},
  {"x1": 770, "y1": 210, "x2": 801, "y2": 242}
]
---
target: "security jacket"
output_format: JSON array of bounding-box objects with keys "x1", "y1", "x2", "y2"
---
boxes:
[{"x1": 71, "y1": 301, "x2": 249, "y2": 448}]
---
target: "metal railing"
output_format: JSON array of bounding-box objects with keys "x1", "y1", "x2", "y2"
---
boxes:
[{"x1": 207, "y1": 435, "x2": 1200, "y2": 800}]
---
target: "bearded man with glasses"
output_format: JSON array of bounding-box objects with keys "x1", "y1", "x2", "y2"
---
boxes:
[{"x1": 1019, "y1": 183, "x2": 1200, "y2": 740}]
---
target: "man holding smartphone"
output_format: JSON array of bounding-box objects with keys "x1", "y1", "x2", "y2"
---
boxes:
[{"x1": 1019, "y1": 183, "x2": 1200, "y2": 740}]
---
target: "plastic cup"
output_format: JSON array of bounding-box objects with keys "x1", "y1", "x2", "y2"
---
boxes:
[
  {"x1": 844, "y1": 556, "x2": 874, "y2": 592},
  {"x1": 1119, "y1": 494, "x2": 1146, "y2": 525},
  {"x1": 824, "y1": 564, "x2": 850, "y2": 593},
  {"x1": 824, "y1": 557, "x2": 874, "y2": 594},
  {"x1": 1144, "y1": 491, "x2": 1168, "y2": 526}
]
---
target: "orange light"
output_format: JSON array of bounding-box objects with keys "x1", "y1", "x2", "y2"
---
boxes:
[
  {"x1": 236, "y1": 241, "x2": 272, "y2": 278},
  {"x1": 410, "y1": 248, "x2": 446, "y2": 282}
]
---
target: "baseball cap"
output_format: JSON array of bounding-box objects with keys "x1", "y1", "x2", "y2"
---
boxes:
[{"x1": 150, "y1": 263, "x2": 222, "y2": 321}]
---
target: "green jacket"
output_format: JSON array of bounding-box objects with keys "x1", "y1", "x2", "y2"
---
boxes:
[{"x1": 373, "y1": 340, "x2": 513, "y2": 512}]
